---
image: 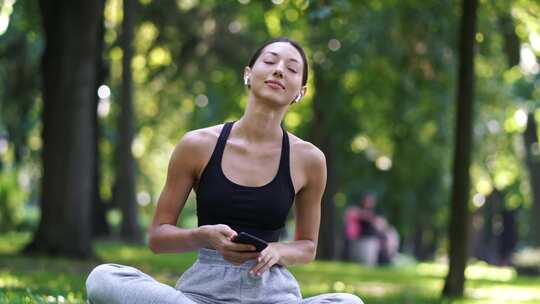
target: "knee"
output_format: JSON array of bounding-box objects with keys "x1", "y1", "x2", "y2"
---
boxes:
[
  {"x1": 336, "y1": 293, "x2": 364, "y2": 304},
  {"x1": 86, "y1": 264, "x2": 123, "y2": 303}
]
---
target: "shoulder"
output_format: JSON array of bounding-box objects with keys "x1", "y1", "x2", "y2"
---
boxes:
[
  {"x1": 169, "y1": 124, "x2": 225, "y2": 170},
  {"x1": 177, "y1": 124, "x2": 223, "y2": 152},
  {"x1": 287, "y1": 132, "x2": 326, "y2": 173}
]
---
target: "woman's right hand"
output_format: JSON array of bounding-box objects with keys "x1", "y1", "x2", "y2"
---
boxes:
[{"x1": 196, "y1": 224, "x2": 260, "y2": 265}]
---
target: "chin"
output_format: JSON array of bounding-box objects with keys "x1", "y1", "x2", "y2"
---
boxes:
[
  {"x1": 255, "y1": 91, "x2": 291, "y2": 106},
  {"x1": 265, "y1": 96, "x2": 291, "y2": 106}
]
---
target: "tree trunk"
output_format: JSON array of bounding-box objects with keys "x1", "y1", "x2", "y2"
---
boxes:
[
  {"x1": 92, "y1": 0, "x2": 111, "y2": 238},
  {"x1": 473, "y1": 190, "x2": 502, "y2": 264},
  {"x1": 413, "y1": 223, "x2": 438, "y2": 261},
  {"x1": 317, "y1": 144, "x2": 337, "y2": 260},
  {"x1": 115, "y1": 0, "x2": 141, "y2": 242},
  {"x1": 524, "y1": 113, "x2": 540, "y2": 246},
  {"x1": 311, "y1": 65, "x2": 337, "y2": 260},
  {"x1": 498, "y1": 14, "x2": 520, "y2": 68},
  {"x1": 499, "y1": 207, "x2": 518, "y2": 265},
  {"x1": 24, "y1": 1, "x2": 101, "y2": 258},
  {"x1": 498, "y1": 9, "x2": 540, "y2": 247},
  {"x1": 442, "y1": 0, "x2": 478, "y2": 297},
  {"x1": 8, "y1": 41, "x2": 35, "y2": 166}
]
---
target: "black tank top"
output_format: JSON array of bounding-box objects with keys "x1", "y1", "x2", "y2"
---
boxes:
[{"x1": 195, "y1": 121, "x2": 295, "y2": 242}]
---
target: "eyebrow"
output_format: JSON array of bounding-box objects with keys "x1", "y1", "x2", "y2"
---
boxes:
[{"x1": 264, "y1": 51, "x2": 301, "y2": 64}]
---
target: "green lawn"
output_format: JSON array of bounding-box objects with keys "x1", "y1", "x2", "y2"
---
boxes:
[{"x1": 0, "y1": 232, "x2": 539, "y2": 303}]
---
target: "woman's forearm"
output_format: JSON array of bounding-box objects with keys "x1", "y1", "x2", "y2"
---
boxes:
[
  {"x1": 149, "y1": 225, "x2": 317, "y2": 266},
  {"x1": 274, "y1": 240, "x2": 317, "y2": 266},
  {"x1": 148, "y1": 224, "x2": 206, "y2": 253}
]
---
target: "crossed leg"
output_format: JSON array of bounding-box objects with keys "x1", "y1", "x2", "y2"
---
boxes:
[{"x1": 86, "y1": 263, "x2": 197, "y2": 304}]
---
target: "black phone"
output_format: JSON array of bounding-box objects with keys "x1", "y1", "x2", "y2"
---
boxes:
[{"x1": 233, "y1": 232, "x2": 268, "y2": 252}]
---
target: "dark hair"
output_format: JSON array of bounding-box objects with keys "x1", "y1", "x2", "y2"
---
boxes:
[{"x1": 247, "y1": 37, "x2": 308, "y2": 86}]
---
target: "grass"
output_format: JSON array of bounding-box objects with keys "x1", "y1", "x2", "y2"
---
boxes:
[{"x1": 0, "y1": 232, "x2": 539, "y2": 303}]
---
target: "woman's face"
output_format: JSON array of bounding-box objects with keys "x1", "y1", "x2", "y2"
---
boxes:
[{"x1": 245, "y1": 42, "x2": 306, "y2": 106}]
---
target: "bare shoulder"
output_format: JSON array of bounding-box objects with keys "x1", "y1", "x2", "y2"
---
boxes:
[
  {"x1": 287, "y1": 132, "x2": 326, "y2": 171},
  {"x1": 177, "y1": 124, "x2": 223, "y2": 152},
  {"x1": 170, "y1": 124, "x2": 224, "y2": 172}
]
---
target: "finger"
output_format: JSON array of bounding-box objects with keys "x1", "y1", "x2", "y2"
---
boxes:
[
  {"x1": 251, "y1": 258, "x2": 272, "y2": 276},
  {"x1": 217, "y1": 224, "x2": 237, "y2": 239},
  {"x1": 249, "y1": 262, "x2": 262, "y2": 275},
  {"x1": 237, "y1": 255, "x2": 259, "y2": 264},
  {"x1": 222, "y1": 252, "x2": 243, "y2": 265},
  {"x1": 259, "y1": 246, "x2": 269, "y2": 255},
  {"x1": 257, "y1": 256, "x2": 277, "y2": 275},
  {"x1": 237, "y1": 251, "x2": 260, "y2": 259},
  {"x1": 226, "y1": 251, "x2": 259, "y2": 265},
  {"x1": 233, "y1": 253, "x2": 260, "y2": 265},
  {"x1": 262, "y1": 254, "x2": 278, "y2": 272},
  {"x1": 224, "y1": 241, "x2": 257, "y2": 252},
  {"x1": 223, "y1": 249, "x2": 259, "y2": 263},
  {"x1": 224, "y1": 248, "x2": 258, "y2": 258},
  {"x1": 227, "y1": 250, "x2": 260, "y2": 262},
  {"x1": 249, "y1": 253, "x2": 264, "y2": 273},
  {"x1": 250, "y1": 254, "x2": 270, "y2": 274},
  {"x1": 256, "y1": 249, "x2": 270, "y2": 263},
  {"x1": 257, "y1": 248, "x2": 269, "y2": 261}
]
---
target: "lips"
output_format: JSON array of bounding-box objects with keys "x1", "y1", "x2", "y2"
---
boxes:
[{"x1": 264, "y1": 80, "x2": 285, "y2": 90}]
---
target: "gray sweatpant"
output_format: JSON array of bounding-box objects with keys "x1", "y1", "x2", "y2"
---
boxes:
[{"x1": 86, "y1": 248, "x2": 363, "y2": 304}]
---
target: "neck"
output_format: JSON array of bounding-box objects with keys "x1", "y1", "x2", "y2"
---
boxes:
[{"x1": 235, "y1": 95, "x2": 288, "y2": 143}]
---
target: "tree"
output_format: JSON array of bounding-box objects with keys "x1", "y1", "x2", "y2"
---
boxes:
[
  {"x1": 498, "y1": 8, "x2": 540, "y2": 247},
  {"x1": 524, "y1": 112, "x2": 540, "y2": 245},
  {"x1": 24, "y1": 1, "x2": 103, "y2": 257},
  {"x1": 310, "y1": 63, "x2": 338, "y2": 260},
  {"x1": 114, "y1": 0, "x2": 142, "y2": 242},
  {"x1": 443, "y1": 0, "x2": 478, "y2": 297},
  {"x1": 91, "y1": 0, "x2": 111, "y2": 238}
]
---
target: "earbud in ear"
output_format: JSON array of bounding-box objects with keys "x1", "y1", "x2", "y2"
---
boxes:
[
  {"x1": 294, "y1": 93, "x2": 302, "y2": 103},
  {"x1": 244, "y1": 76, "x2": 249, "y2": 86}
]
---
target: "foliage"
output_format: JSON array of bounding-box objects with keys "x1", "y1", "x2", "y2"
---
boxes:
[{"x1": 0, "y1": 0, "x2": 539, "y2": 257}]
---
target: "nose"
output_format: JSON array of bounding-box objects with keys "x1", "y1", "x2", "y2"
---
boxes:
[
  {"x1": 272, "y1": 62, "x2": 284, "y2": 78},
  {"x1": 272, "y1": 69, "x2": 283, "y2": 78}
]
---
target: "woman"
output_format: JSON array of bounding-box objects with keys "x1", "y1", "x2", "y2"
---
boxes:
[{"x1": 86, "y1": 37, "x2": 363, "y2": 304}]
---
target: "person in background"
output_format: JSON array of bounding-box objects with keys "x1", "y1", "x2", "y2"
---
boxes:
[
  {"x1": 354, "y1": 194, "x2": 381, "y2": 266},
  {"x1": 345, "y1": 194, "x2": 399, "y2": 266},
  {"x1": 343, "y1": 203, "x2": 361, "y2": 261}
]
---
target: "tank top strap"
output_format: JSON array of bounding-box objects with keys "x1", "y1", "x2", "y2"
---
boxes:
[
  {"x1": 278, "y1": 126, "x2": 291, "y2": 178},
  {"x1": 214, "y1": 121, "x2": 234, "y2": 163}
]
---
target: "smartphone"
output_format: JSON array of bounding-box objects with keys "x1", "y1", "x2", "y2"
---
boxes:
[{"x1": 232, "y1": 232, "x2": 268, "y2": 252}]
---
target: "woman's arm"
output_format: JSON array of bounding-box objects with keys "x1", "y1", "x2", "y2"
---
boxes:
[
  {"x1": 249, "y1": 144, "x2": 326, "y2": 275},
  {"x1": 148, "y1": 131, "x2": 207, "y2": 253},
  {"x1": 148, "y1": 129, "x2": 259, "y2": 261},
  {"x1": 276, "y1": 145, "x2": 326, "y2": 266}
]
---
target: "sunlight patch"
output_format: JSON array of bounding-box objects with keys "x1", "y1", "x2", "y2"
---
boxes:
[
  {"x1": 465, "y1": 264, "x2": 515, "y2": 282},
  {"x1": 467, "y1": 285, "x2": 540, "y2": 302},
  {"x1": 0, "y1": 271, "x2": 23, "y2": 288},
  {"x1": 416, "y1": 262, "x2": 515, "y2": 282},
  {"x1": 352, "y1": 282, "x2": 403, "y2": 297}
]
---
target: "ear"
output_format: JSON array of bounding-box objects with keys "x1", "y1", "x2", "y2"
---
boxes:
[
  {"x1": 298, "y1": 86, "x2": 307, "y2": 100},
  {"x1": 243, "y1": 66, "x2": 251, "y2": 83}
]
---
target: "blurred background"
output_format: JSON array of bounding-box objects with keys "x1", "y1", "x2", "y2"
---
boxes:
[{"x1": 0, "y1": 0, "x2": 540, "y2": 302}]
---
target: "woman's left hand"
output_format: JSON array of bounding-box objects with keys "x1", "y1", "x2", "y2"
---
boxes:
[{"x1": 249, "y1": 243, "x2": 281, "y2": 276}]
